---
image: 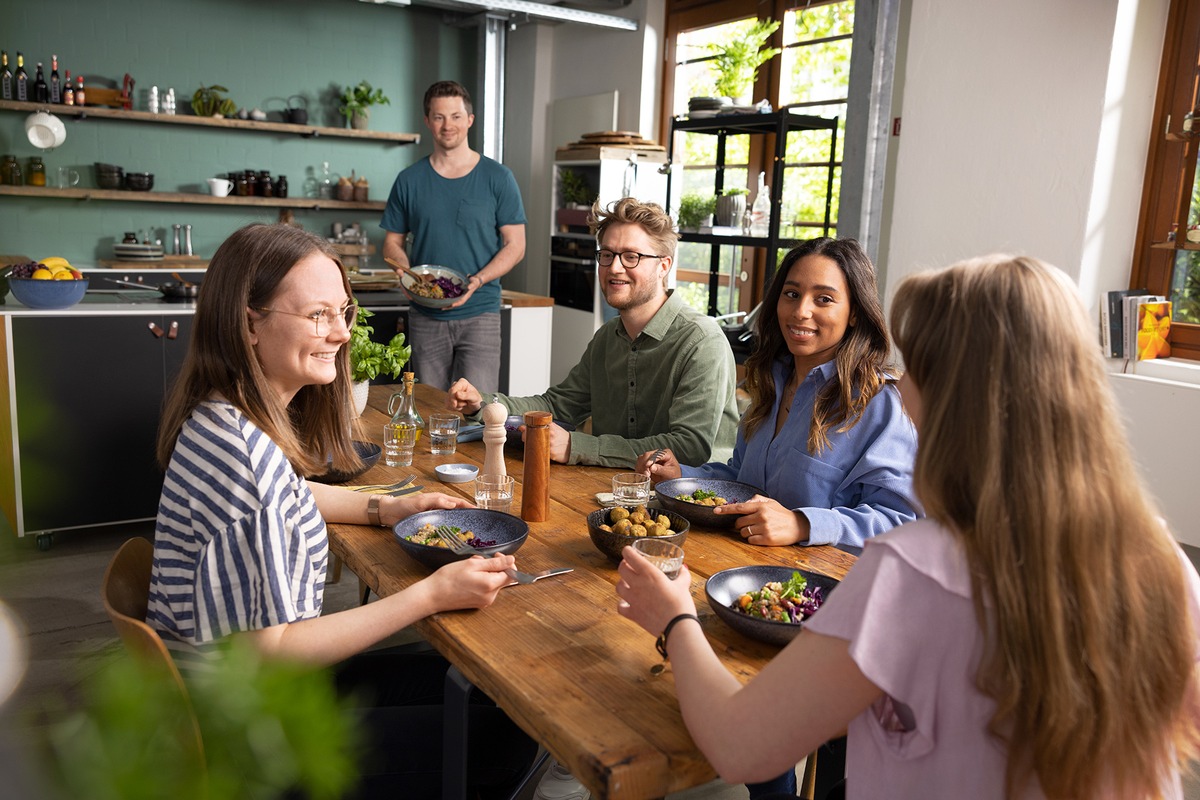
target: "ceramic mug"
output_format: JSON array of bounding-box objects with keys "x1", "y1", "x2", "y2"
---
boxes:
[
  {"x1": 207, "y1": 177, "x2": 234, "y2": 197},
  {"x1": 55, "y1": 167, "x2": 80, "y2": 189}
]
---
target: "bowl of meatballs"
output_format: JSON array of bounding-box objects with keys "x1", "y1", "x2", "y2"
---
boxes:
[{"x1": 586, "y1": 505, "x2": 689, "y2": 563}]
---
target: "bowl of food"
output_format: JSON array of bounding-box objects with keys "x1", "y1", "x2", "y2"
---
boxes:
[
  {"x1": 705, "y1": 566, "x2": 838, "y2": 646},
  {"x1": 6, "y1": 260, "x2": 89, "y2": 309},
  {"x1": 504, "y1": 414, "x2": 576, "y2": 446},
  {"x1": 312, "y1": 440, "x2": 381, "y2": 484},
  {"x1": 654, "y1": 477, "x2": 762, "y2": 529},
  {"x1": 585, "y1": 506, "x2": 689, "y2": 563},
  {"x1": 400, "y1": 265, "x2": 469, "y2": 309},
  {"x1": 393, "y1": 508, "x2": 528, "y2": 570}
]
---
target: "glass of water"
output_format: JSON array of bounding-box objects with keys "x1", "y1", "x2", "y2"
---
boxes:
[
  {"x1": 632, "y1": 538, "x2": 684, "y2": 580},
  {"x1": 384, "y1": 422, "x2": 417, "y2": 467},
  {"x1": 429, "y1": 413, "x2": 461, "y2": 456},
  {"x1": 612, "y1": 473, "x2": 651, "y2": 507},
  {"x1": 475, "y1": 474, "x2": 515, "y2": 514}
]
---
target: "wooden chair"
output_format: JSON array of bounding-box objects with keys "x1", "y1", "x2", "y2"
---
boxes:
[{"x1": 101, "y1": 537, "x2": 205, "y2": 763}]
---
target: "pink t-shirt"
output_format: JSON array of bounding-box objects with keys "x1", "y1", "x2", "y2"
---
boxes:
[{"x1": 805, "y1": 518, "x2": 1200, "y2": 799}]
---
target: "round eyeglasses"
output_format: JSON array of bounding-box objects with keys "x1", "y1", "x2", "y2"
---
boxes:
[
  {"x1": 252, "y1": 301, "x2": 357, "y2": 336},
  {"x1": 595, "y1": 250, "x2": 666, "y2": 269}
]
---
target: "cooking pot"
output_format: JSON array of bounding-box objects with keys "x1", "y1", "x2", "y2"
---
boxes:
[
  {"x1": 285, "y1": 95, "x2": 308, "y2": 125},
  {"x1": 106, "y1": 277, "x2": 200, "y2": 299}
]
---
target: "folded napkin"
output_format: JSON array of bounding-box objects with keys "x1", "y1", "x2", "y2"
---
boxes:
[{"x1": 457, "y1": 423, "x2": 484, "y2": 443}]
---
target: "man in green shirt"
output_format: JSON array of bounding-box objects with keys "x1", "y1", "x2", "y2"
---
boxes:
[{"x1": 447, "y1": 197, "x2": 739, "y2": 469}]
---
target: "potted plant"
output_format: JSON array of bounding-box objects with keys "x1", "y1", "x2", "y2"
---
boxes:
[
  {"x1": 715, "y1": 186, "x2": 749, "y2": 227},
  {"x1": 556, "y1": 169, "x2": 597, "y2": 227},
  {"x1": 190, "y1": 84, "x2": 237, "y2": 118},
  {"x1": 707, "y1": 19, "x2": 782, "y2": 104},
  {"x1": 677, "y1": 192, "x2": 717, "y2": 231},
  {"x1": 349, "y1": 305, "x2": 410, "y2": 415},
  {"x1": 339, "y1": 81, "x2": 390, "y2": 130}
]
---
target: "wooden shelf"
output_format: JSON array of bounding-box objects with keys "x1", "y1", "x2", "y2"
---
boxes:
[
  {"x1": 0, "y1": 184, "x2": 385, "y2": 211},
  {"x1": 0, "y1": 99, "x2": 421, "y2": 145}
]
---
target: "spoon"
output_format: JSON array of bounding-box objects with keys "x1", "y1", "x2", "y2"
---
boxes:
[
  {"x1": 172, "y1": 271, "x2": 193, "y2": 287},
  {"x1": 384, "y1": 256, "x2": 434, "y2": 283}
]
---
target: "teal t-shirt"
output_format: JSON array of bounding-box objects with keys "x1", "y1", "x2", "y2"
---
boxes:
[{"x1": 380, "y1": 156, "x2": 526, "y2": 320}]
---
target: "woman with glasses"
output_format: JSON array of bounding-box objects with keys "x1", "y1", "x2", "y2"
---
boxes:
[{"x1": 148, "y1": 223, "x2": 536, "y2": 798}]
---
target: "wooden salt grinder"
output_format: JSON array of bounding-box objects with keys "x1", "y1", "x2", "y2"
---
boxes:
[
  {"x1": 521, "y1": 411, "x2": 552, "y2": 522},
  {"x1": 481, "y1": 400, "x2": 509, "y2": 478}
]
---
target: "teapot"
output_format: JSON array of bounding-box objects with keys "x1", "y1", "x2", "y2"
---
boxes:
[{"x1": 286, "y1": 95, "x2": 308, "y2": 125}]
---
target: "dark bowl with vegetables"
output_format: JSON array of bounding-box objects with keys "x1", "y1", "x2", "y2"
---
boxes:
[
  {"x1": 393, "y1": 508, "x2": 528, "y2": 570},
  {"x1": 654, "y1": 477, "x2": 762, "y2": 530},
  {"x1": 400, "y1": 264, "x2": 469, "y2": 309},
  {"x1": 705, "y1": 566, "x2": 839, "y2": 647},
  {"x1": 586, "y1": 507, "x2": 689, "y2": 563}
]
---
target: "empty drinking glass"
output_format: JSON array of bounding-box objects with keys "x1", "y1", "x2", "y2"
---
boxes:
[
  {"x1": 475, "y1": 474, "x2": 515, "y2": 514},
  {"x1": 429, "y1": 413, "x2": 461, "y2": 456},
  {"x1": 632, "y1": 538, "x2": 684, "y2": 580},
  {"x1": 613, "y1": 473, "x2": 651, "y2": 507}
]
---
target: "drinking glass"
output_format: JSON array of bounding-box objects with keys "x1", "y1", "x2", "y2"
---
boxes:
[
  {"x1": 633, "y1": 538, "x2": 684, "y2": 580},
  {"x1": 384, "y1": 422, "x2": 417, "y2": 467},
  {"x1": 612, "y1": 473, "x2": 651, "y2": 507},
  {"x1": 475, "y1": 474, "x2": 515, "y2": 514},
  {"x1": 429, "y1": 413, "x2": 461, "y2": 456}
]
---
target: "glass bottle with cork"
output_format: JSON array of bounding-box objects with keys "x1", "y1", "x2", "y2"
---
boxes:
[
  {"x1": 1, "y1": 52, "x2": 12, "y2": 100},
  {"x1": 14, "y1": 52, "x2": 28, "y2": 101},
  {"x1": 387, "y1": 372, "x2": 424, "y2": 444}
]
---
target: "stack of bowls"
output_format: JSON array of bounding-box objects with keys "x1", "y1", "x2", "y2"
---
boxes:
[
  {"x1": 124, "y1": 172, "x2": 154, "y2": 192},
  {"x1": 95, "y1": 163, "x2": 124, "y2": 190}
]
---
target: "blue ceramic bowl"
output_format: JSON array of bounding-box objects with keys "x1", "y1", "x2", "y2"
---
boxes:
[
  {"x1": 705, "y1": 566, "x2": 840, "y2": 647},
  {"x1": 393, "y1": 508, "x2": 528, "y2": 570},
  {"x1": 653, "y1": 477, "x2": 763, "y2": 529},
  {"x1": 8, "y1": 277, "x2": 89, "y2": 309},
  {"x1": 314, "y1": 440, "x2": 381, "y2": 483}
]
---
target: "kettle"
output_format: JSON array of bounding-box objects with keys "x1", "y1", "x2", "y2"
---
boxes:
[{"x1": 285, "y1": 95, "x2": 308, "y2": 125}]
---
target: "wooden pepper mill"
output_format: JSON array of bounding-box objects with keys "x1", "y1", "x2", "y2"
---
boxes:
[
  {"x1": 481, "y1": 399, "x2": 509, "y2": 478},
  {"x1": 521, "y1": 411, "x2": 552, "y2": 522}
]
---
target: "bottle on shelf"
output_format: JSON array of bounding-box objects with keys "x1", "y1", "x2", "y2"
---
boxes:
[
  {"x1": 75, "y1": 74, "x2": 85, "y2": 106},
  {"x1": 386, "y1": 372, "x2": 425, "y2": 446},
  {"x1": 49, "y1": 55, "x2": 60, "y2": 103},
  {"x1": 15, "y1": 52, "x2": 28, "y2": 101},
  {"x1": 33, "y1": 62, "x2": 47, "y2": 103},
  {"x1": 318, "y1": 161, "x2": 337, "y2": 199},
  {"x1": 750, "y1": 171, "x2": 770, "y2": 236},
  {"x1": 1, "y1": 52, "x2": 11, "y2": 101},
  {"x1": 26, "y1": 156, "x2": 45, "y2": 187},
  {"x1": 62, "y1": 70, "x2": 73, "y2": 105},
  {"x1": 163, "y1": 87, "x2": 176, "y2": 115}
]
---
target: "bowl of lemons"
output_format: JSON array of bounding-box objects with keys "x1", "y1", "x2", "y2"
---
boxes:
[{"x1": 7, "y1": 258, "x2": 89, "y2": 309}]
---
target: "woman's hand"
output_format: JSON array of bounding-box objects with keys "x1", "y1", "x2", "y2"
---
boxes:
[
  {"x1": 423, "y1": 554, "x2": 516, "y2": 612},
  {"x1": 635, "y1": 448, "x2": 681, "y2": 483},
  {"x1": 715, "y1": 495, "x2": 810, "y2": 546},
  {"x1": 446, "y1": 378, "x2": 483, "y2": 414},
  {"x1": 382, "y1": 491, "x2": 472, "y2": 526},
  {"x1": 615, "y1": 545, "x2": 697, "y2": 636}
]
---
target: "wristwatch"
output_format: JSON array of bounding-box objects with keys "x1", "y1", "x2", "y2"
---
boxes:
[{"x1": 367, "y1": 494, "x2": 384, "y2": 527}]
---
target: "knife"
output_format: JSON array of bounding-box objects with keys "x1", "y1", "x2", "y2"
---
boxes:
[{"x1": 387, "y1": 484, "x2": 424, "y2": 496}]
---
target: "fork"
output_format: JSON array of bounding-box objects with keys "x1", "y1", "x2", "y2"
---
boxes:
[
  {"x1": 352, "y1": 475, "x2": 416, "y2": 493},
  {"x1": 432, "y1": 527, "x2": 564, "y2": 585}
]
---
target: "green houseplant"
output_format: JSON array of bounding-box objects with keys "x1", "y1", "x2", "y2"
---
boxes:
[
  {"x1": 559, "y1": 169, "x2": 596, "y2": 207},
  {"x1": 715, "y1": 186, "x2": 749, "y2": 227},
  {"x1": 708, "y1": 19, "x2": 782, "y2": 102},
  {"x1": 677, "y1": 192, "x2": 717, "y2": 231},
  {"x1": 350, "y1": 306, "x2": 410, "y2": 415},
  {"x1": 339, "y1": 81, "x2": 390, "y2": 130},
  {"x1": 190, "y1": 84, "x2": 237, "y2": 118}
]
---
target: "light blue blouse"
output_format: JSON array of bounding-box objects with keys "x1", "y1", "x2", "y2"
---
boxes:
[{"x1": 681, "y1": 359, "x2": 919, "y2": 548}]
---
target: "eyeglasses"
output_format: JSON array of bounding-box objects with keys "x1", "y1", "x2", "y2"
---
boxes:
[
  {"x1": 595, "y1": 250, "x2": 666, "y2": 269},
  {"x1": 252, "y1": 301, "x2": 357, "y2": 336}
]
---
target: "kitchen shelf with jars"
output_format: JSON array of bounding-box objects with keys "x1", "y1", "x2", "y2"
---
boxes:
[{"x1": 0, "y1": 184, "x2": 385, "y2": 211}]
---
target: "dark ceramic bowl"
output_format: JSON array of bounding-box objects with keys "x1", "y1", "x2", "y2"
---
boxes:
[
  {"x1": 393, "y1": 509, "x2": 528, "y2": 570},
  {"x1": 313, "y1": 440, "x2": 381, "y2": 484},
  {"x1": 8, "y1": 277, "x2": 89, "y2": 309},
  {"x1": 705, "y1": 565, "x2": 839, "y2": 647},
  {"x1": 654, "y1": 477, "x2": 763, "y2": 530},
  {"x1": 124, "y1": 172, "x2": 154, "y2": 191},
  {"x1": 585, "y1": 507, "x2": 689, "y2": 563},
  {"x1": 504, "y1": 414, "x2": 575, "y2": 446}
]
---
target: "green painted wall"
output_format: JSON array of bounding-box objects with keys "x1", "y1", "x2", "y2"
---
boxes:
[{"x1": 0, "y1": 0, "x2": 478, "y2": 266}]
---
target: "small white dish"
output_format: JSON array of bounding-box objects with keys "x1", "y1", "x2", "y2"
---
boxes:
[{"x1": 436, "y1": 463, "x2": 479, "y2": 484}]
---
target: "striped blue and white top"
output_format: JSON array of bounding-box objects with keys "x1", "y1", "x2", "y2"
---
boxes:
[{"x1": 147, "y1": 400, "x2": 328, "y2": 659}]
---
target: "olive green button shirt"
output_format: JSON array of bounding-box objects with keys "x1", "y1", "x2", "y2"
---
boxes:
[{"x1": 490, "y1": 291, "x2": 739, "y2": 469}]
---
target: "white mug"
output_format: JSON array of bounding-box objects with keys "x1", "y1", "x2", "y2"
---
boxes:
[
  {"x1": 207, "y1": 177, "x2": 233, "y2": 197},
  {"x1": 55, "y1": 166, "x2": 80, "y2": 189}
]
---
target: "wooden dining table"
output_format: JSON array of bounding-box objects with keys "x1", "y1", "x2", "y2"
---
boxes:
[{"x1": 327, "y1": 383, "x2": 856, "y2": 800}]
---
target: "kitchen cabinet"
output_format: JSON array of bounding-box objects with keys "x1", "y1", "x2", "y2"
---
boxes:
[
  {"x1": 549, "y1": 147, "x2": 667, "y2": 382},
  {"x1": 0, "y1": 307, "x2": 194, "y2": 548},
  {"x1": 666, "y1": 110, "x2": 839, "y2": 315}
]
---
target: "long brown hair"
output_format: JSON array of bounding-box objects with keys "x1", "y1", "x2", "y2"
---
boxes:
[
  {"x1": 157, "y1": 223, "x2": 360, "y2": 477},
  {"x1": 742, "y1": 237, "x2": 890, "y2": 452},
  {"x1": 890, "y1": 255, "x2": 1200, "y2": 799}
]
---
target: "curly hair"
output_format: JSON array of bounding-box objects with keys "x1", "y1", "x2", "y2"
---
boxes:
[{"x1": 588, "y1": 197, "x2": 679, "y2": 261}]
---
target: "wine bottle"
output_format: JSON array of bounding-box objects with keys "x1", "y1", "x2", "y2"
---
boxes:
[
  {"x1": 75, "y1": 75, "x2": 85, "y2": 106},
  {"x1": 15, "y1": 52, "x2": 28, "y2": 101},
  {"x1": 62, "y1": 70, "x2": 73, "y2": 105},
  {"x1": 1, "y1": 52, "x2": 11, "y2": 101},
  {"x1": 33, "y1": 62, "x2": 48, "y2": 103},
  {"x1": 49, "y1": 55, "x2": 60, "y2": 103}
]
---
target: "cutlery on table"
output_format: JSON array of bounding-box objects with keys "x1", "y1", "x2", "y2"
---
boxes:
[
  {"x1": 351, "y1": 475, "x2": 416, "y2": 493},
  {"x1": 432, "y1": 526, "x2": 571, "y2": 585}
]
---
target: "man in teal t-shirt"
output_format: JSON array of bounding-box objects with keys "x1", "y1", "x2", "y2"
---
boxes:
[{"x1": 381, "y1": 80, "x2": 526, "y2": 392}]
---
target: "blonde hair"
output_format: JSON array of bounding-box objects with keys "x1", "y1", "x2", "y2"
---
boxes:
[
  {"x1": 890, "y1": 255, "x2": 1200, "y2": 799},
  {"x1": 157, "y1": 224, "x2": 360, "y2": 477},
  {"x1": 589, "y1": 197, "x2": 679, "y2": 261}
]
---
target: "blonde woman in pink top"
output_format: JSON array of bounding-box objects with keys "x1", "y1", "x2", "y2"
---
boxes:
[{"x1": 617, "y1": 255, "x2": 1200, "y2": 799}]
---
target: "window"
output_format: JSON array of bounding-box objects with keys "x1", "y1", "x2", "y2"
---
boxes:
[{"x1": 1134, "y1": 0, "x2": 1200, "y2": 360}]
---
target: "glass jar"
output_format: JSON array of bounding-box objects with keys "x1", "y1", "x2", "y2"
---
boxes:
[
  {"x1": 122, "y1": 232, "x2": 138, "y2": 244},
  {"x1": 257, "y1": 170, "x2": 272, "y2": 197},
  {"x1": 26, "y1": 156, "x2": 46, "y2": 187},
  {"x1": 274, "y1": 175, "x2": 288, "y2": 198},
  {"x1": 317, "y1": 161, "x2": 337, "y2": 200},
  {"x1": 235, "y1": 173, "x2": 250, "y2": 196},
  {"x1": 0, "y1": 155, "x2": 17, "y2": 185}
]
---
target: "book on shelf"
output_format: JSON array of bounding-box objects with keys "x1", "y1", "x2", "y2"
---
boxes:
[
  {"x1": 1122, "y1": 293, "x2": 1165, "y2": 361},
  {"x1": 1133, "y1": 299, "x2": 1172, "y2": 361},
  {"x1": 1101, "y1": 288, "x2": 1146, "y2": 358}
]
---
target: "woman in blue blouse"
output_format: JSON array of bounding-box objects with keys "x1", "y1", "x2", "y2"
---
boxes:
[{"x1": 638, "y1": 237, "x2": 918, "y2": 551}]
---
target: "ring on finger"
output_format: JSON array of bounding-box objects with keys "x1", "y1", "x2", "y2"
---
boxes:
[{"x1": 748, "y1": 525, "x2": 753, "y2": 537}]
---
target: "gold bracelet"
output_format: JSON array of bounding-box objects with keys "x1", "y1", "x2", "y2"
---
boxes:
[{"x1": 367, "y1": 494, "x2": 383, "y2": 527}]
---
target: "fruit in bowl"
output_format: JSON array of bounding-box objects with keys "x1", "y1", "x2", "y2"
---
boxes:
[{"x1": 7, "y1": 257, "x2": 88, "y2": 309}]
